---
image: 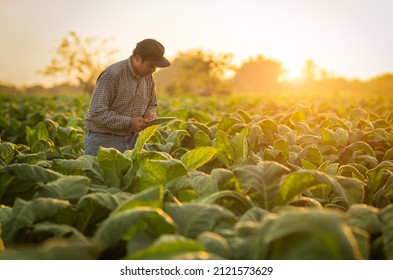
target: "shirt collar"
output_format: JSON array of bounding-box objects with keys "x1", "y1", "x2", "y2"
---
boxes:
[{"x1": 127, "y1": 56, "x2": 138, "y2": 80}]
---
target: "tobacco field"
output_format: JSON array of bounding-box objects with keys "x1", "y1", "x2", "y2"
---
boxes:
[{"x1": 0, "y1": 91, "x2": 392, "y2": 260}]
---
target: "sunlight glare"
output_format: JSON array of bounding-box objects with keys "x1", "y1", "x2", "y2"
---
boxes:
[{"x1": 281, "y1": 64, "x2": 302, "y2": 82}]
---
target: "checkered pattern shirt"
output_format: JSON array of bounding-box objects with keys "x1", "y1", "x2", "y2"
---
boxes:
[{"x1": 84, "y1": 57, "x2": 157, "y2": 136}]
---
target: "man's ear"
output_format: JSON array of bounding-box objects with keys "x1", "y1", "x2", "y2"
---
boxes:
[{"x1": 134, "y1": 54, "x2": 142, "y2": 63}]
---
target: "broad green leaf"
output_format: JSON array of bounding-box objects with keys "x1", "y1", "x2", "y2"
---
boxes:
[
  {"x1": 297, "y1": 134, "x2": 320, "y2": 146},
  {"x1": 182, "y1": 123, "x2": 208, "y2": 144},
  {"x1": 257, "y1": 209, "x2": 363, "y2": 259},
  {"x1": 233, "y1": 125, "x2": 250, "y2": 161},
  {"x1": 2, "y1": 198, "x2": 74, "y2": 245},
  {"x1": 194, "y1": 130, "x2": 211, "y2": 147},
  {"x1": 75, "y1": 192, "x2": 130, "y2": 235},
  {"x1": 25, "y1": 126, "x2": 35, "y2": 147},
  {"x1": 187, "y1": 122, "x2": 212, "y2": 139},
  {"x1": 382, "y1": 174, "x2": 393, "y2": 197},
  {"x1": 36, "y1": 122, "x2": 49, "y2": 140},
  {"x1": 0, "y1": 240, "x2": 101, "y2": 260},
  {"x1": 15, "y1": 152, "x2": 46, "y2": 164},
  {"x1": 383, "y1": 147, "x2": 393, "y2": 161},
  {"x1": 339, "y1": 141, "x2": 376, "y2": 164},
  {"x1": 0, "y1": 172, "x2": 13, "y2": 201},
  {"x1": 264, "y1": 148, "x2": 287, "y2": 164},
  {"x1": 1, "y1": 163, "x2": 62, "y2": 186},
  {"x1": 127, "y1": 150, "x2": 173, "y2": 164},
  {"x1": 52, "y1": 155, "x2": 104, "y2": 184},
  {"x1": 166, "y1": 170, "x2": 218, "y2": 201},
  {"x1": 31, "y1": 138, "x2": 55, "y2": 153},
  {"x1": 234, "y1": 161, "x2": 291, "y2": 210},
  {"x1": 197, "y1": 231, "x2": 232, "y2": 259},
  {"x1": 238, "y1": 110, "x2": 252, "y2": 123},
  {"x1": 0, "y1": 142, "x2": 16, "y2": 165},
  {"x1": 98, "y1": 147, "x2": 132, "y2": 189},
  {"x1": 296, "y1": 146, "x2": 323, "y2": 166},
  {"x1": 132, "y1": 125, "x2": 158, "y2": 156},
  {"x1": 166, "y1": 130, "x2": 190, "y2": 148},
  {"x1": 0, "y1": 163, "x2": 63, "y2": 204},
  {"x1": 320, "y1": 128, "x2": 336, "y2": 145},
  {"x1": 198, "y1": 190, "x2": 255, "y2": 216},
  {"x1": 367, "y1": 161, "x2": 393, "y2": 191},
  {"x1": 276, "y1": 170, "x2": 364, "y2": 207},
  {"x1": 357, "y1": 119, "x2": 374, "y2": 130},
  {"x1": 112, "y1": 186, "x2": 164, "y2": 216},
  {"x1": 258, "y1": 119, "x2": 278, "y2": 143},
  {"x1": 181, "y1": 146, "x2": 217, "y2": 170},
  {"x1": 350, "y1": 108, "x2": 369, "y2": 122},
  {"x1": 335, "y1": 128, "x2": 349, "y2": 146},
  {"x1": 347, "y1": 204, "x2": 382, "y2": 235},
  {"x1": 324, "y1": 115, "x2": 348, "y2": 131},
  {"x1": 338, "y1": 164, "x2": 366, "y2": 181},
  {"x1": 278, "y1": 124, "x2": 296, "y2": 145},
  {"x1": 273, "y1": 138, "x2": 289, "y2": 161},
  {"x1": 217, "y1": 116, "x2": 242, "y2": 132},
  {"x1": 211, "y1": 168, "x2": 237, "y2": 190},
  {"x1": 66, "y1": 117, "x2": 83, "y2": 128},
  {"x1": 166, "y1": 168, "x2": 235, "y2": 201},
  {"x1": 247, "y1": 124, "x2": 263, "y2": 152},
  {"x1": 0, "y1": 205, "x2": 12, "y2": 223},
  {"x1": 164, "y1": 203, "x2": 237, "y2": 238},
  {"x1": 288, "y1": 196, "x2": 323, "y2": 208},
  {"x1": 215, "y1": 130, "x2": 235, "y2": 166},
  {"x1": 127, "y1": 234, "x2": 203, "y2": 260},
  {"x1": 239, "y1": 207, "x2": 269, "y2": 223},
  {"x1": 320, "y1": 128, "x2": 348, "y2": 147},
  {"x1": 25, "y1": 222, "x2": 88, "y2": 244},
  {"x1": 170, "y1": 251, "x2": 223, "y2": 260},
  {"x1": 380, "y1": 205, "x2": 393, "y2": 259},
  {"x1": 36, "y1": 176, "x2": 90, "y2": 204},
  {"x1": 327, "y1": 163, "x2": 340, "y2": 175},
  {"x1": 94, "y1": 207, "x2": 175, "y2": 247},
  {"x1": 289, "y1": 105, "x2": 312, "y2": 123},
  {"x1": 301, "y1": 159, "x2": 318, "y2": 169},
  {"x1": 135, "y1": 159, "x2": 188, "y2": 191}
]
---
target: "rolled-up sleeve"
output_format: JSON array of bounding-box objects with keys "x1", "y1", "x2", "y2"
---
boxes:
[{"x1": 145, "y1": 79, "x2": 158, "y2": 115}]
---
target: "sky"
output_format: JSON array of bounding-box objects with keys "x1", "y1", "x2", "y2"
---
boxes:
[{"x1": 1, "y1": 0, "x2": 392, "y2": 86}]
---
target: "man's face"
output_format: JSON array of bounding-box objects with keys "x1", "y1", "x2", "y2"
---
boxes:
[{"x1": 134, "y1": 55, "x2": 157, "y2": 77}]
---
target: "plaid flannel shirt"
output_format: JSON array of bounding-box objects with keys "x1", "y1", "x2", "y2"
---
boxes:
[{"x1": 84, "y1": 57, "x2": 157, "y2": 136}]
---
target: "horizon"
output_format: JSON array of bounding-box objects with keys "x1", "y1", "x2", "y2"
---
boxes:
[{"x1": 1, "y1": 0, "x2": 392, "y2": 87}]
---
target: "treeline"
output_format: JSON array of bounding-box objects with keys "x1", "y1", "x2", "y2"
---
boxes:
[
  {"x1": 2, "y1": 32, "x2": 392, "y2": 96},
  {"x1": 153, "y1": 52, "x2": 393, "y2": 95},
  {"x1": 0, "y1": 83, "x2": 84, "y2": 95}
]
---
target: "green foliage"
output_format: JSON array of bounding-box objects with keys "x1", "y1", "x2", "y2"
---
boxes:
[{"x1": 0, "y1": 92, "x2": 393, "y2": 259}]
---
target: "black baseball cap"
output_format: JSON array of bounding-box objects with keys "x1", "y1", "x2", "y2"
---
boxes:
[{"x1": 134, "y1": 39, "x2": 170, "y2": 68}]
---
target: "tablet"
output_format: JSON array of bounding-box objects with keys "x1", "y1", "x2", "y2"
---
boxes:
[{"x1": 145, "y1": 117, "x2": 176, "y2": 126}]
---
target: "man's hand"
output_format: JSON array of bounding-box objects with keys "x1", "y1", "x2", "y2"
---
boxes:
[
  {"x1": 144, "y1": 111, "x2": 157, "y2": 122},
  {"x1": 130, "y1": 117, "x2": 148, "y2": 132}
]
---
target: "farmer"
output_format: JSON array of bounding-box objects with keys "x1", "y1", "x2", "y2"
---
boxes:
[{"x1": 84, "y1": 38, "x2": 170, "y2": 156}]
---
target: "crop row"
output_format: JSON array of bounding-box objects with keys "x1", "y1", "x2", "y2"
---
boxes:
[{"x1": 0, "y1": 92, "x2": 392, "y2": 259}]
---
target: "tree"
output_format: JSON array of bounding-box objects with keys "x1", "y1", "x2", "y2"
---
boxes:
[
  {"x1": 40, "y1": 31, "x2": 118, "y2": 93},
  {"x1": 300, "y1": 59, "x2": 318, "y2": 82},
  {"x1": 154, "y1": 49, "x2": 233, "y2": 95},
  {"x1": 230, "y1": 55, "x2": 284, "y2": 92}
]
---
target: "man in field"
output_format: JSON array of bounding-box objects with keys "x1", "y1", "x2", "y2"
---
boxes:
[{"x1": 84, "y1": 38, "x2": 170, "y2": 156}]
